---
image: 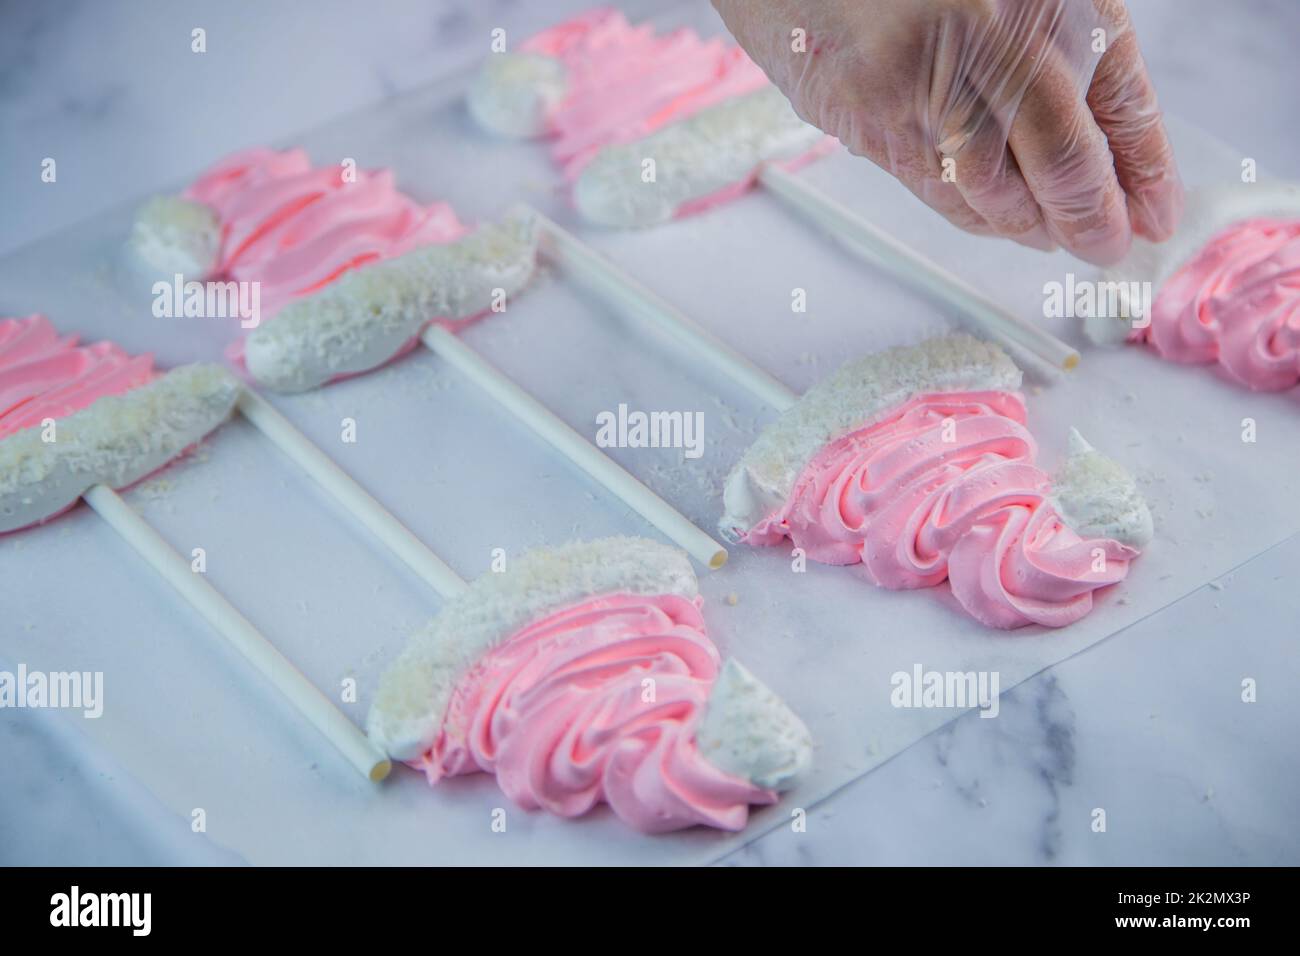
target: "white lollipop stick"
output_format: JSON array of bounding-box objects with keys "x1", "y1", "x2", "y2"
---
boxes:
[
  {"x1": 758, "y1": 164, "x2": 1080, "y2": 373},
  {"x1": 420, "y1": 325, "x2": 728, "y2": 570},
  {"x1": 236, "y1": 389, "x2": 467, "y2": 600},
  {"x1": 526, "y1": 206, "x2": 799, "y2": 412},
  {"x1": 82, "y1": 483, "x2": 391, "y2": 782}
]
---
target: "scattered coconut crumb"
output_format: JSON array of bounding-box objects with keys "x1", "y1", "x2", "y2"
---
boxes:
[{"x1": 134, "y1": 477, "x2": 176, "y2": 500}]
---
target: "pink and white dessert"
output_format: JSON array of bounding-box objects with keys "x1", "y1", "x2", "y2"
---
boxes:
[
  {"x1": 1088, "y1": 181, "x2": 1300, "y2": 392},
  {"x1": 130, "y1": 147, "x2": 538, "y2": 392},
  {"x1": 367, "y1": 536, "x2": 812, "y2": 833},
  {"x1": 721, "y1": 336, "x2": 1152, "y2": 630},
  {"x1": 0, "y1": 315, "x2": 240, "y2": 533},
  {"x1": 467, "y1": 7, "x2": 828, "y2": 227}
]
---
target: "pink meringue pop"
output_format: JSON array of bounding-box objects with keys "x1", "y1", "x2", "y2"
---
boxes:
[
  {"x1": 0, "y1": 315, "x2": 240, "y2": 533},
  {"x1": 721, "y1": 336, "x2": 1152, "y2": 630},
  {"x1": 368, "y1": 537, "x2": 812, "y2": 833},
  {"x1": 1135, "y1": 217, "x2": 1300, "y2": 391},
  {"x1": 1087, "y1": 181, "x2": 1300, "y2": 393},
  {"x1": 130, "y1": 147, "x2": 538, "y2": 392}
]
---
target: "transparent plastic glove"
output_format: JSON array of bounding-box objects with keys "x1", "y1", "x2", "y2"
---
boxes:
[{"x1": 712, "y1": 0, "x2": 1184, "y2": 265}]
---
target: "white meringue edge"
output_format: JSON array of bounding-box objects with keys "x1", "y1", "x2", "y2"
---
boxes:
[
  {"x1": 244, "y1": 211, "x2": 539, "y2": 393},
  {"x1": 0, "y1": 364, "x2": 241, "y2": 533},
  {"x1": 129, "y1": 194, "x2": 221, "y2": 279},
  {"x1": 697, "y1": 658, "x2": 813, "y2": 791},
  {"x1": 1049, "y1": 427, "x2": 1154, "y2": 549},
  {"x1": 573, "y1": 85, "x2": 825, "y2": 228},
  {"x1": 466, "y1": 51, "x2": 570, "y2": 139}
]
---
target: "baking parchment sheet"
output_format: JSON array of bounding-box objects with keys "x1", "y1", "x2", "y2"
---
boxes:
[{"x1": 3, "y1": 2, "x2": 1297, "y2": 865}]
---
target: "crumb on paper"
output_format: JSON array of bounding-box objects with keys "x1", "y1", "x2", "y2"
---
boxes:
[{"x1": 135, "y1": 477, "x2": 176, "y2": 500}]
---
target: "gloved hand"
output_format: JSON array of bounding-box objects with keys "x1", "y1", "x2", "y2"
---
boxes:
[{"x1": 712, "y1": 0, "x2": 1184, "y2": 265}]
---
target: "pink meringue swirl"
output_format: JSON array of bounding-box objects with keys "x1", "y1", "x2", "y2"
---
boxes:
[
  {"x1": 184, "y1": 147, "x2": 468, "y2": 315},
  {"x1": 0, "y1": 315, "x2": 155, "y2": 440},
  {"x1": 747, "y1": 391, "x2": 1138, "y2": 629},
  {"x1": 1135, "y1": 217, "x2": 1300, "y2": 391},
  {"x1": 417, "y1": 592, "x2": 774, "y2": 833},
  {"x1": 524, "y1": 8, "x2": 775, "y2": 180}
]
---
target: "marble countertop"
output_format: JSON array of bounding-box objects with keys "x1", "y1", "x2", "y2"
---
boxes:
[{"x1": 2, "y1": 0, "x2": 1298, "y2": 866}]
